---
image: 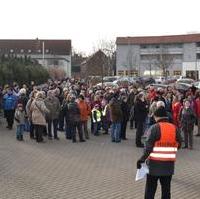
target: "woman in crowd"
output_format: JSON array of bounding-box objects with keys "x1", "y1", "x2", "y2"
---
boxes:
[
  {"x1": 30, "y1": 91, "x2": 49, "y2": 143},
  {"x1": 179, "y1": 99, "x2": 196, "y2": 149}
]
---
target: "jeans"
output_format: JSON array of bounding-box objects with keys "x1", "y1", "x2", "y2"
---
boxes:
[
  {"x1": 16, "y1": 124, "x2": 24, "y2": 138},
  {"x1": 47, "y1": 119, "x2": 59, "y2": 138},
  {"x1": 93, "y1": 122, "x2": 101, "y2": 135},
  {"x1": 69, "y1": 121, "x2": 84, "y2": 142},
  {"x1": 111, "y1": 122, "x2": 121, "y2": 142},
  {"x1": 145, "y1": 175, "x2": 172, "y2": 199}
]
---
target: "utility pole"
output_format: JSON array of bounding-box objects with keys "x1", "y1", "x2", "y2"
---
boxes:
[{"x1": 42, "y1": 41, "x2": 45, "y2": 66}]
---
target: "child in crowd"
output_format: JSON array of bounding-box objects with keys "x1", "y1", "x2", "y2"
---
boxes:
[{"x1": 14, "y1": 103, "x2": 25, "y2": 141}]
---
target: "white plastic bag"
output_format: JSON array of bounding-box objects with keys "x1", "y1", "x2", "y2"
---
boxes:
[{"x1": 135, "y1": 163, "x2": 149, "y2": 181}]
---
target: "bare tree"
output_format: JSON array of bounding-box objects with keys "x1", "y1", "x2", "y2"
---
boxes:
[
  {"x1": 123, "y1": 48, "x2": 138, "y2": 76},
  {"x1": 93, "y1": 39, "x2": 116, "y2": 75},
  {"x1": 154, "y1": 45, "x2": 174, "y2": 78}
]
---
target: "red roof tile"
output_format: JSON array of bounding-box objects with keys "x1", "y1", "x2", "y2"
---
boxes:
[{"x1": 116, "y1": 34, "x2": 200, "y2": 45}]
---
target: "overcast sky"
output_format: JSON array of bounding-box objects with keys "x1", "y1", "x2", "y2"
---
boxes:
[{"x1": 1, "y1": 0, "x2": 200, "y2": 54}]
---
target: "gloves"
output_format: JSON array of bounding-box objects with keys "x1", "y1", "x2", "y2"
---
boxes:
[{"x1": 137, "y1": 159, "x2": 144, "y2": 169}]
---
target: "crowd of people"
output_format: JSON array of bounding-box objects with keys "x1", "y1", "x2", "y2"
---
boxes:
[{"x1": 0, "y1": 78, "x2": 199, "y2": 149}]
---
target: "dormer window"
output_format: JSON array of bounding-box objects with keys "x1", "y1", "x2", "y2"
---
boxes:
[
  {"x1": 45, "y1": 49, "x2": 49, "y2": 53},
  {"x1": 20, "y1": 49, "x2": 24, "y2": 53},
  {"x1": 28, "y1": 49, "x2": 32, "y2": 53},
  {"x1": 10, "y1": 49, "x2": 14, "y2": 53}
]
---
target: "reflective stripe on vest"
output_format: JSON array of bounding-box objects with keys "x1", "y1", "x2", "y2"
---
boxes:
[
  {"x1": 149, "y1": 122, "x2": 178, "y2": 162},
  {"x1": 92, "y1": 109, "x2": 101, "y2": 122}
]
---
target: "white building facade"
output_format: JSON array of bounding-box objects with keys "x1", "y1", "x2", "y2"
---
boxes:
[
  {"x1": 116, "y1": 34, "x2": 200, "y2": 79},
  {"x1": 0, "y1": 39, "x2": 72, "y2": 77}
]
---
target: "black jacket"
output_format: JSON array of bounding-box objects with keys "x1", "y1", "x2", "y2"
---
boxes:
[
  {"x1": 139, "y1": 118, "x2": 182, "y2": 176},
  {"x1": 134, "y1": 99, "x2": 148, "y2": 122},
  {"x1": 68, "y1": 101, "x2": 80, "y2": 123}
]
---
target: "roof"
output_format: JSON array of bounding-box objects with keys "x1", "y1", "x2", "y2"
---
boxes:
[
  {"x1": 0, "y1": 39, "x2": 71, "y2": 55},
  {"x1": 116, "y1": 34, "x2": 200, "y2": 45}
]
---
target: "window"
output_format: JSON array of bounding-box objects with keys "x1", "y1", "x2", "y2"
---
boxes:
[
  {"x1": 130, "y1": 70, "x2": 138, "y2": 76},
  {"x1": 174, "y1": 71, "x2": 181, "y2": 76},
  {"x1": 10, "y1": 49, "x2": 14, "y2": 53},
  {"x1": 20, "y1": 49, "x2": 24, "y2": 53},
  {"x1": 196, "y1": 42, "x2": 200, "y2": 47},
  {"x1": 38, "y1": 49, "x2": 41, "y2": 53},
  {"x1": 28, "y1": 49, "x2": 32, "y2": 53},
  {"x1": 53, "y1": 60, "x2": 59, "y2": 65},
  {"x1": 118, "y1": 70, "x2": 124, "y2": 76},
  {"x1": 197, "y1": 53, "x2": 200, "y2": 59},
  {"x1": 140, "y1": 45, "x2": 147, "y2": 49},
  {"x1": 45, "y1": 49, "x2": 49, "y2": 53}
]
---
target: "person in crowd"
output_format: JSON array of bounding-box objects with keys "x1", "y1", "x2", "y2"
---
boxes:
[
  {"x1": 30, "y1": 91, "x2": 49, "y2": 143},
  {"x1": 109, "y1": 97, "x2": 123, "y2": 143},
  {"x1": 26, "y1": 90, "x2": 38, "y2": 139},
  {"x1": 68, "y1": 95, "x2": 85, "y2": 143},
  {"x1": 179, "y1": 99, "x2": 196, "y2": 149},
  {"x1": 101, "y1": 97, "x2": 111, "y2": 134},
  {"x1": 14, "y1": 103, "x2": 25, "y2": 141},
  {"x1": 137, "y1": 106, "x2": 182, "y2": 199},
  {"x1": 172, "y1": 95, "x2": 183, "y2": 127},
  {"x1": 134, "y1": 92, "x2": 148, "y2": 147},
  {"x1": 121, "y1": 96, "x2": 130, "y2": 140},
  {"x1": 195, "y1": 92, "x2": 200, "y2": 136},
  {"x1": 77, "y1": 94, "x2": 91, "y2": 139},
  {"x1": 44, "y1": 90, "x2": 60, "y2": 140},
  {"x1": 91, "y1": 104, "x2": 102, "y2": 136},
  {"x1": 3, "y1": 87, "x2": 18, "y2": 130},
  {"x1": 61, "y1": 92, "x2": 71, "y2": 139}
]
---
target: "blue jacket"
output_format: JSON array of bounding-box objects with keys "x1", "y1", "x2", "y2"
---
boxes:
[{"x1": 3, "y1": 93, "x2": 17, "y2": 110}]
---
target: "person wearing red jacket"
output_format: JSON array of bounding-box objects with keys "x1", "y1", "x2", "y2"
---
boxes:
[
  {"x1": 77, "y1": 95, "x2": 91, "y2": 139},
  {"x1": 172, "y1": 96, "x2": 182, "y2": 127}
]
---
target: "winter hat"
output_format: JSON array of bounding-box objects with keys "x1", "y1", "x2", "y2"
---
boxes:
[{"x1": 154, "y1": 106, "x2": 167, "y2": 118}]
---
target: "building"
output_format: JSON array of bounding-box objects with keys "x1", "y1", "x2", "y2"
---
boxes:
[
  {"x1": 80, "y1": 50, "x2": 110, "y2": 78},
  {"x1": 116, "y1": 34, "x2": 200, "y2": 79},
  {"x1": 0, "y1": 39, "x2": 72, "y2": 77},
  {"x1": 71, "y1": 53, "x2": 86, "y2": 78}
]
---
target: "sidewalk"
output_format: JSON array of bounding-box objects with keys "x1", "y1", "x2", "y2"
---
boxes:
[{"x1": 0, "y1": 123, "x2": 199, "y2": 199}]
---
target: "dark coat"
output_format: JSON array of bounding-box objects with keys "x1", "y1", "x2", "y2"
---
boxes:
[
  {"x1": 121, "y1": 101, "x2": 130, "y2": 121},
  {"x1": 180, "y1": 107, "x2": 196, "y2": 131},
  {"x1": 109, "y1": 99, "x2": 123, "y2": 123},
  {"x1": 68, "y1": 101, "x2": 81, "y2": 123},
  {"x1": 134, "y1": 99, "x2": 148, "y2": 122},
  {"x1": 139, "y1": 119, "x2": 182, "y2": 176}
]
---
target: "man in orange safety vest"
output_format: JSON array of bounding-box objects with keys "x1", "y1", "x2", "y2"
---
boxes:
[{"x1": 137, "y1": 106, "x2": 182, "y2": 199}]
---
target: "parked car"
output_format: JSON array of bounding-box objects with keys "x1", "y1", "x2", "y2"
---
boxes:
[
  {"x1": 155, "y1": 77, "x2": 165, "y2": 84},
  {"x1": 176, "y1": 78, "x2": 195, "y2": 85},
  {"x1": 145, "y1": 83, "x2": 169, "y2": 90},
  {"x1": 95, "y1": 82, "x2": 119, "y2": 88},
  {"x1": 103, "y1": 76, "x2": 120, "y2": 82},
  {"x1": 194, "y1": 81, "x2": 200, "y2": 89},
  {"x1": 174, "y1": 82, "x2": 192, "y2": 92}
]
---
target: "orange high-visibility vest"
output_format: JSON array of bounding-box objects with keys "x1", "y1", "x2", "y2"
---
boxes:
[{"x1": 149, "y1": 122, "x2": 179, "y2": 162}]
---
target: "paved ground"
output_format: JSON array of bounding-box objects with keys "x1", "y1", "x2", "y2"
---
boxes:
[{"x1": 0, "y1": 120, "x2": 200, "y2": 199}]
